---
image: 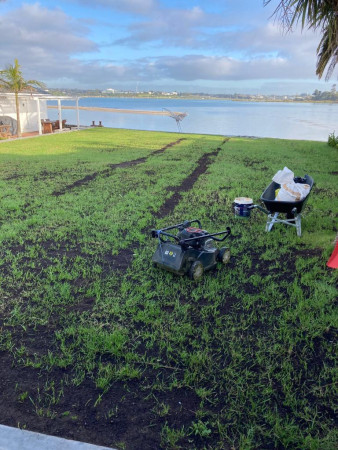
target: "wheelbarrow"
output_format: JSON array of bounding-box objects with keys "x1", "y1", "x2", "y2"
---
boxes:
[{"x1": 235, "y1": 174, "x2": 314, "y2": 236}]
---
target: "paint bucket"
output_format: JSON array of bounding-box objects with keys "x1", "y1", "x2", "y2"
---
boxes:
[{"x1": 233, "y1": 197, "x2": 253, "y2": 218}]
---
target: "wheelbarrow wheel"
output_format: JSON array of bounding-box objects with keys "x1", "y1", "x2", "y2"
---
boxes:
[
  {"x1": 189, "y1": 261, "x2": 204, "y2": 281},
  {"x1": 218, "y1": 247, "x2": 231, "y2": 264}
]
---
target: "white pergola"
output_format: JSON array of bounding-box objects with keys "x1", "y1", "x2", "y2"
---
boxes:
[
  {"x1": 0, "y1": 92, "x2": 80, "y2": 135},
  {"x1": 35, "y1": 94, "x2": 81, "y2": 135}
]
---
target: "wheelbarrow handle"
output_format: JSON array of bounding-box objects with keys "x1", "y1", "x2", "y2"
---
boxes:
[{"x1": 248, "y1": 204, "x2": 270, "y2": 215}]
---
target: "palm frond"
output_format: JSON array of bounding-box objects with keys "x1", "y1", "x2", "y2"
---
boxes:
[{"x1": 264, "y1": 0, "x2": 338, "y2": 79}]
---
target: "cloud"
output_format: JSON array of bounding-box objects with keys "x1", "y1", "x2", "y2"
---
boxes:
[
  {"x1": 224, "y1": 22, "x2": 319, "y2": 56},
  {"x1": 76, "y1": 0, "x2": 159, "y2": 15},
  {"x1": 136, "y1": 54, "x2": 303, "y2": 82},
  {"x1": 110, "y1": 18, "x2": 320, "y2": 82},
  {"x1": 0, "y1": 1, "x2": 328, "y2": 90},
  {"x1": 69, "y1": 52, "x2": 313, "y2": 87},
  {"x1": 113, "y1": 5, "x2": 230, "y2": 48},
  {"x1": 108, "y1": 4, "x2": 320, "y2": 85},
  {"x1": 193, "y1": 22, "x2": 320, "y2": 76},
  {"x1": 0, "y1": 3, "x2": 97, "y2": 80}
]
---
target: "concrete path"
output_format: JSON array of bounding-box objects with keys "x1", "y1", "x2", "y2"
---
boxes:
[{"x1": 0, "y1": 425, "x2": 115, "y2": 450}]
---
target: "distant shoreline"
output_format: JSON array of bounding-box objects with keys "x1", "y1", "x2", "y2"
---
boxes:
[
  {"x1": 48, "y1": 95, "x2": 338, "y2": 105},
  {"x1": 48, "y1": 105, "x2": 180, "y2": 115}
]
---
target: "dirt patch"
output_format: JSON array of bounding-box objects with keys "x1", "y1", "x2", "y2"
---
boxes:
[
  {"x1": 154, "y1": 147, "x2": 223, "y2": 219},
  {"x1": 0, "y1": 323, "x2": 201, "y2": 450},
  {"x1": 5, "y1": 174, "x2": 27, "y2": 181},
  {"x1": 52, "y1": 139, "x2": 185, "y2": 196},
  {"x1": 242, "y1": 158, "x2": 265, "y2": 169},
  {"x1": 99, "y1": 248, "x2": 135, "y2": 274}
]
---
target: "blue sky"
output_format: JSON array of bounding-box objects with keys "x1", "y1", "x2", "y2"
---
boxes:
[{"x1": 0, "y1": 0, "x2": 336, "y2": 94}]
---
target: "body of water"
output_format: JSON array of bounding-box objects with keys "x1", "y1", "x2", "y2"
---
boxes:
[{"x1": 48, "y1": 97, "x2": 337, "y2": 141}]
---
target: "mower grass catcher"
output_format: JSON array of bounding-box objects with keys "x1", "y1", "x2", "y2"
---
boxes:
[{"x1": 151, "y1": 220, "x2": 231, "y2": 280}]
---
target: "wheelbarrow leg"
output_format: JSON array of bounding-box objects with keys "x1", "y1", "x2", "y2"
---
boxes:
[
  {"x1": 295, "y1": 214, "x2": 302, "y2": 237},
  {"x1": 266, "y1": 212, "x2": 279, "y2": 232}
]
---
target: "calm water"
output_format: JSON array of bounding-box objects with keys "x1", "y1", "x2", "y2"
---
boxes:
[{"x1": 48, "y1": 97, "x2": 337, "y2": 141}]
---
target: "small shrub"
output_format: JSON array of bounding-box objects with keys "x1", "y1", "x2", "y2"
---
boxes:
[{"x1": 327, "y1": 131, "x2": 338, "y2": 148}]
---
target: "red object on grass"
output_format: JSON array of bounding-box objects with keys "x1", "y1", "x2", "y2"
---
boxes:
[{"x1": 327, "y1": 242, "x2": 338, "y2": 269}]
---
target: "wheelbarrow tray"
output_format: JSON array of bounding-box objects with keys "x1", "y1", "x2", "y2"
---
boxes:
[{"x1": 260, "y1": 174, "x2": 314, "y2": 214}]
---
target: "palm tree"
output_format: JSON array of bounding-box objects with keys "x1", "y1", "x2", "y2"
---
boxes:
[
  {"x1": 0, "y1": 59, "x2": 46, "y2": 137},
  {"x1": 264, "y1": 0, "x2": 338, "y2": 80}
]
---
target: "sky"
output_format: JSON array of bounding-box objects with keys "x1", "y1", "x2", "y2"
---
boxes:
[{"x1": 0, "y1": 0, "x2": 337, "y2": 95}]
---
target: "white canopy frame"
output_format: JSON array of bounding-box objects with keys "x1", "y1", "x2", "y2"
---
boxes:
[{"x1": 0, "y1": 93, "x2": 80, "y2": 135}]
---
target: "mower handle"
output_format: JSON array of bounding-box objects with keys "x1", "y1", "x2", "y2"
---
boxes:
[
  {"x1": 151, "y1": 229, "x2": 180, "y2": 243},
  {"x1": 152, "y1": 219, "x2": 202, "y2": 234},
  {"x1": 151, "y1": 221, "x2": 230, "y2": 244},
  {"x1": 209, "y1": 227, "x2": 231, "y2": 241},
  {"x1": 179, "y1": 227, "x2": 231, "y2": 244},
  {"x1": 151, "y1": 219, "x2": 202, "y2": 242}
]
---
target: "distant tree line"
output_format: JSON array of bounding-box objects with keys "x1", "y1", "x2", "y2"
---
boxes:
[
  {"x1": 47, "y1": 87, "x2": 338, "y2": 102},
  {"x1": 312, "y1": 84, "x2": 338, "y2": 101}
]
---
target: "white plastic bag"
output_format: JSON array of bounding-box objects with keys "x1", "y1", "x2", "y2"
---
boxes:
[
  {"x1": 272, "y1": 167, "x2": 294, "y2": 185},
  {"x1": 276, "y1": 183, "x2": 310, "y2": 202},
  {"x1": 273, "y1": 167, "x2": 310, "y2": 202}
]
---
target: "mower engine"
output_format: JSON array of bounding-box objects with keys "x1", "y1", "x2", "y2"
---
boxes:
[{"x1": 151, "y1": 220, "x2": 231, "y2": 280}]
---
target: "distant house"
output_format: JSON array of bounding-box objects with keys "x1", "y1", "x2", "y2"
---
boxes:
[{"x1": 0, "y1": 92, "x2": 79, "y2": 136}]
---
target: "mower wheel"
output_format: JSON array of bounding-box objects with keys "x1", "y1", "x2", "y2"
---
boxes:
[
  {"x1": 189, "y1": 261, "x2": 204, "y2": 281},
  {"x1": 218, "y1": 247, "x2": 231, "y2": 264}
]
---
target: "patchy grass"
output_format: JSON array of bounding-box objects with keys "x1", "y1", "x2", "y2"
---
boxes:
[{"x1": 0, "y1": 128, "x2": 337, "y2": 449}]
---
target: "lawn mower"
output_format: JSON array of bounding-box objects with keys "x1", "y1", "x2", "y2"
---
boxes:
[{"x1": 151, "y1": 220, "x2": 231, "y2": 280}]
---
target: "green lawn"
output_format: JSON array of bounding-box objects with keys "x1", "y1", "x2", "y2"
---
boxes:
[{"x1": 0, "y1": 128, "x2": 337, "y2": 449}]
